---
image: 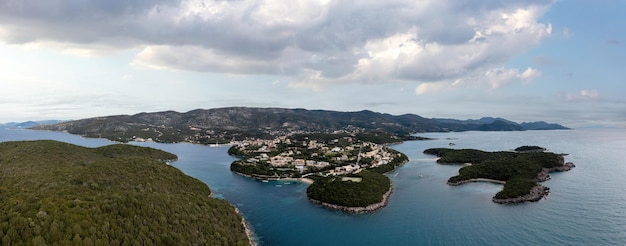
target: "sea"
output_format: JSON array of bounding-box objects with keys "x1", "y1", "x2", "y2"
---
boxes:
[{"x1": 1, "y1": 128, "x2": 625, "y2": 245}]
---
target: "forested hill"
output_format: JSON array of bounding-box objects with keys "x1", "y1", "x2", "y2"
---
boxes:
[
  {"x1": 0, "y1": 140, "x2": 250, "y2": 245},
  {"x1": 32, "y1": 107, "x2": 568, "y2": 143}
]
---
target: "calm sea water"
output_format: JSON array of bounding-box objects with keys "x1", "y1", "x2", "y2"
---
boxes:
[{"x1": 2, "y1": 128, "x2": 625, "y2": 245}]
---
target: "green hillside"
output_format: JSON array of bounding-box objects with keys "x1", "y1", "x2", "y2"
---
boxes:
[
  {"x1": 32, "y1": 107, "x2": 568, "y2": 144},
  {"x1": 0, "y1": 140, "x2": 249, "y2": 245},
  {"x1": 307, "y1": 170, "x2": 391, "y2": 208}
]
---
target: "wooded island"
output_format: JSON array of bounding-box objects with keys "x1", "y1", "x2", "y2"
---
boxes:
[{"x1": 424, "y1": 146, "x2": 575, "y2": 204}]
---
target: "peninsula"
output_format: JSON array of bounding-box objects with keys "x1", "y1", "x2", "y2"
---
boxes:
[
  {"x1": 0, "y1": 140, "x2": 251, "y2": 245},
  {"x1": 228, "y1": 133, "x2": 409, "y2": 213},
  {"x1": 423, "y1": 146, "x2": 575, "y2": 204}
]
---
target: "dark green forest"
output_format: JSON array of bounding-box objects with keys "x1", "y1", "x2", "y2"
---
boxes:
[
  {"x1": 424, "y1": 147, "x2": 565, "y2": 199},
  {"x1": 0, "y1": 140, "x2": 249, "y2": 245},
  {"x1": 306, "y1": 170, "x2": 391, "y2": 207},
  {"x1": 514, "y1": 145, "x2": 546, "y2": 152}
]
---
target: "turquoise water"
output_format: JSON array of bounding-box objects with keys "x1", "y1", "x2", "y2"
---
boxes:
[{"x1": 2, "y1": 128, "x2": 625, "y2": 245}]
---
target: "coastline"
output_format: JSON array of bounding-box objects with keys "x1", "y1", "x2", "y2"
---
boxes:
[
  {"x1": 537, "y1": 162, "x2": 576, "y2": 181},
  {"x1": 281, "y1": 177, "x2": 314, "y2": 184},
  {"x1": 447, "y1": 162, "x2": 576, "y2": 204},
  {"x1": 234, "y1": 207, "x2": 258, "y2": 246},
  {"x1": 492, "y1": 185, "x2": 549, "y2": 204},
  {"x1": 447, "y1": 178, "x2": 506, "y2": 186},
  {"x1": 309, "y1": 185, "x2": 393, "y2": 214},
  {"x1": 233, "y1": 170, "x2": 394, "y2": 213},
  {"x1": 232, "y1": 171, "x2": 314, "y2": 184},
  {"x1": 231, "y1": 158, "x2": 407, "y2": 213}
]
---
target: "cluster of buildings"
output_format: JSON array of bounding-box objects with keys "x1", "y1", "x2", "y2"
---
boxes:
[{"x1": 233, "y1": 135, "x2": 399, "y2": 176}]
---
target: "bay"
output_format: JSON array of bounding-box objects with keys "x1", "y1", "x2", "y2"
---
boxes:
[{"x1": 2, "y1": 128, "x2": 625, "y2": 245}]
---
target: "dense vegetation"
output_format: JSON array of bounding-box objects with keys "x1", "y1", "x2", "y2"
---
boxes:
[
  {"x1": 514, "y1": 145, "x2": 546, "y2": 152},
  {"x1": 307, "y1": 170, "x2": 391, "y2": 207},
  {"x1": 424, "y1": 147, "x2": 565, "y2": 199},
  {"x1": 494, "y1": 177, "x2": 538, "y2": 199},
  {"x1": 230, "y1": 161, "x2": 300, "y2": 178},
  {"x1": 0, "y1": 140, "x2": 249, "y2": 245}
]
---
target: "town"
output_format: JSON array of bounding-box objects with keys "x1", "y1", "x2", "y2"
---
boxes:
[{"x1": 229, "y1": 134, "x2": 406, "y2": 179}]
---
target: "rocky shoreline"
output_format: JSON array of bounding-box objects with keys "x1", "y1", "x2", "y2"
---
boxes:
[
  {"x1": 537, "y1": 162, "x2": 576, "y2": 182},
  {"x1": 309, "y1": 186, "x2": 393, "y2": 214},
  {"x1": 234, "y1": 207, "x2": 258, "y2": 246},
  {"x1": 451, "y1": 162, "x2": 575, "y2": 204},
  {"x1": 492, "y1": 184, "x2": 549, "y2": 204}
]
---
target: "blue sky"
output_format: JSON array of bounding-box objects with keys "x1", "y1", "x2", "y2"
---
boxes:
[{"x1": 0, "y1": 0, "x2": 624, "y2": 128}]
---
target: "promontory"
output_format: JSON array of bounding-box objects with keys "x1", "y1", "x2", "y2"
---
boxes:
[
  {"x1": 424, "y1": 146, "x2": 574, "y2": 204},
  {"x1": 228, "y1": 133, "x2": 409, "y2": 213},
  {"x1": 0, "y1": 140, "x2": 251, "y2": 245}
]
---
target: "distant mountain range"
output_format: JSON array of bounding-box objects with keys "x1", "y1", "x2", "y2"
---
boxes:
[
  {"x1": 31, "y1": 107, "x2": 569, "y2": 143},
  {"x1": 433, "y1": 117, "x2": 570, "y2": 131},
  {"x1": 1, "y1": 120, "x2": 64, "y2": 129}
]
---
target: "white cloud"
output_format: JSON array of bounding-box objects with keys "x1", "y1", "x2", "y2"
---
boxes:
[
  {"x1": 415, "y1": 82, "x2": 448, "y2": 95},
  {"x1": 561, "y1": 28, "x2": 573, "y2": 38},
  {"x1": 0, "y1": 0, "x2": 554, "y2": 90},
  {"x1": 564, "y1": 89, "x2": 600, "y2": 102},
  {"x1": 132, "y1": 45, "x2": 284, "y2": 74},
  {"x1": 485, "y1": 67, "x2": 541, "y2": 88}
]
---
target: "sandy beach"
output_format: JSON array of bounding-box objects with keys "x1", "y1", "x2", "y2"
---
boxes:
[{"x1": 281, "y1": 177, "x2": 314, "y2": 184}]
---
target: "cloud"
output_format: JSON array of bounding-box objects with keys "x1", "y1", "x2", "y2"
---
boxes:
[
  {"x1": 561, "y1": 28, "x2": 573, "y2": 38},
  {"x1": 485, "y1": 67, "x2": 541, "y2": 88},
  {"x1": 415, "y1": 82, "x2": 448, "y2": 95},
  {"x1": 413, "y1": 66, "x2": 541, "y2": 95},
  {"x1": 563, "y1": 89, "x2": 601, "y2": 102},
  {"x1": 0, "y1": 0, "x2": 554, "y2": 89}
]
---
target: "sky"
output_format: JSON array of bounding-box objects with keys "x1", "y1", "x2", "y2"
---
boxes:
[{"x1": 0, "y1": 0, "x2": 624, "y2": 128}]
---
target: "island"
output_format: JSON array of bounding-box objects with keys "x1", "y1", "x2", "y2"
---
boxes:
[
  {"x1": 228, "y1": 133, "x2": 409, "y2": 213},
  {"x1": 423, "y1": 146, "x2": 575, "y2": 204},
  {"x1": 0, "y1": 140, "x2": 251, "y2": 245}
]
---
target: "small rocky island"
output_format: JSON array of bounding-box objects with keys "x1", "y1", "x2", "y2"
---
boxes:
[
  {"x1": 424, "y1": 146, "x2": 575, "y2": 204},
  {"x1": 229, "y1": 133, "x2": 409, "y2": 213}
]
